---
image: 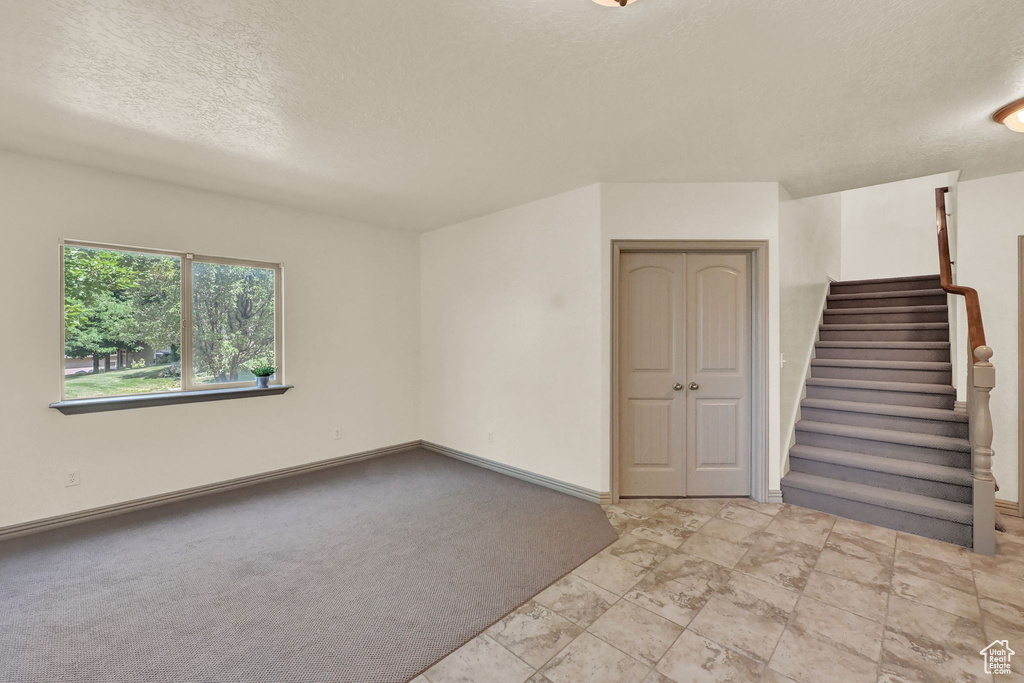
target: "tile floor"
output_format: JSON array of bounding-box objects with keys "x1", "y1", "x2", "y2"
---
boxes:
[{"x1": 414, "y1": 498, "x2": 1024, "y2": 683}]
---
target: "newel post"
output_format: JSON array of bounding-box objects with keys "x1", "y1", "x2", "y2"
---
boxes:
[{"x1": 972, "y1": 345, "x2": 996, "y2": 556}]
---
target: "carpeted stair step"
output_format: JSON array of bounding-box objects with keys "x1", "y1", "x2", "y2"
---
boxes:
[
  {"x1": 788, "y1": 444, "x2": 972, "y2": 503},
  {"x1": 805, "y1": 377, "x2": 956, "y2": 409},
  {"x1": 829, "y1": 274, "x2": 942, "y2": 296},
  {"x1": 819, "y1": 322, "x2": 949, "y2": 342},
  {"x1": 810, "y1": 358, "x2": 952, "y2": 384},
  {"x1": 826, "y1": 288, "x2": 948, "y2": 309},
  {"x1": 780, "y1": 471, "x2": 972, "y2": 547},
  {"x1": 814, "y1": 341, "x2": 951, "y2": 363},
  {"x1": 822, "y1": 305, "x2": 948, "y2": 325},
  {"x1": 799, "y1": 398, "x2": 968, "y2": 438},
  {"x1": 795, "y1": 420, "x2": 970, "y2": 467}
]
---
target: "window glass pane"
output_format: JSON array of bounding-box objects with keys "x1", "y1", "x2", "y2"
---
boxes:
[
  {"x1": 191, "y1": 261, "x2": 275, "y2": 385},
  {"x1": 63, "y1": 246, "x2": 182, "y2": 399}
]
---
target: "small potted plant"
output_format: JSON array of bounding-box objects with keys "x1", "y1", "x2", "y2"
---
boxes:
[{"x1": 249, "y1": 361, "x2": 277, "y2": 388}]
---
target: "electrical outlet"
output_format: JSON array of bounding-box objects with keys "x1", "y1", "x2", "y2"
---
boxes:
[
  {"x1": 333, "y1": 427, "x2": 342, "y2": 440},
  {"x1": 487, "y1": 431, "x2": 494, "y2": 443},
  {"x1": 65, "y1": 470, "x2": 81, "y2": 487}
]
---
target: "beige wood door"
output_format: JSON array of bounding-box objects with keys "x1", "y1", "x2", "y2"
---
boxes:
[
  {"x1": 617, "y1": 251, "x2": 752, "y2": 497},
  {"x1": 684, "y1": 253, "x2": 752, "y2": 496},
  {"x1": 618, "y1": 253, "x2": 686, "y2": 496}
]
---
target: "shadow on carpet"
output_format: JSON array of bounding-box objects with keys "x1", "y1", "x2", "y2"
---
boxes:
[{"x1": 0, "y1": 448, "x2": 617, "y2": 683}]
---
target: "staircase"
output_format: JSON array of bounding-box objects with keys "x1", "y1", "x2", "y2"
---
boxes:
[{"x1": 781, "y1": 273, "x2": 975, "y2": 547}]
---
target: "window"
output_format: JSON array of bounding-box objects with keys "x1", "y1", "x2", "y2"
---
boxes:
[{"x1": 61, "y1": 241, "x2": 282, "y2": 401}]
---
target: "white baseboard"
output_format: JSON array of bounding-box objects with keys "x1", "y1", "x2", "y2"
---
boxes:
[
  {"x1": 768, "y1": 489, "x2": 784, "y2": 504},
  {"x1": 420, "y1": 441, "x2": 607, "y2": 505}
]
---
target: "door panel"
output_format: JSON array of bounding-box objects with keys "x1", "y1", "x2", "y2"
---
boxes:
[
  {"x1": 685, "y1": 254, "x2": 752, "y2": 496},
  {"x1": 618, "y1": 253, "x2": 686, "y2": 496}
]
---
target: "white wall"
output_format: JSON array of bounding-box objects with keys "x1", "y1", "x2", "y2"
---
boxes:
[
  {"x1": 955, "y1": 171, "x2": 1024, "y2": 505},
  {"x1": 419, "y1": 186, "x2": 605, "y2": 490},
  {"x1": 600, "y1": 183, "x2": 782, "y2": 493},
  {"x1": 420, "y1": 182, "x2": 783, "y2": 496},
  {"x1": 0, "y1": 151, "x2": 421, "y2": 527},
  {"x1": 840, "y1": 171, "x2": 958, "y2": 281},
  {"x1": 778, "y1": 189, "x2": 842, "y2": 466}
]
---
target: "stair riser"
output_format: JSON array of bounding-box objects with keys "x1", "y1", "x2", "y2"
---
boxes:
[
  {"x1": 826, "y1": 294, "x2": 947, "y2": 309},
  {"x1": 788, "y1": 457, "x2": 972, "y2": 504},
  {"x1": 779, "y1": 485, "x2": 971, "y2": 547},
  {"x1": 819, "y1": 329, "x2": 950, "y2": 342},
  {"x1": 811, "y1": 366, "x2": 951, "y2": 384},
  {"x1": 814, "y1": 347, "x2": 950, "y2": 362},
  {"x1": 805, "y1": 385, "x2": 955, "y2": 410},
  {"x1": 795, "y1": 430, "x2": 969, "y2": 467},
  {"x1": 799, "y1": 407, "x2": 968, "y2": 439},
  {"x1": 823, "y1": 311, "x2": 948, "y2": 325},
  {"x1": 830, "y1": 279, "x2": 942, "y2": 295}
]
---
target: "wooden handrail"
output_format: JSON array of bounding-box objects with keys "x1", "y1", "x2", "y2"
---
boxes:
[{"x1": 936, "y1": 187, "x2": 987, "y2": 361}]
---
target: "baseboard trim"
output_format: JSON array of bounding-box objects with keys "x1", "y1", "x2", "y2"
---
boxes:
[
  {"x1": 954, "y1": 400, "x2": 967, "y2": 414},
  {"x1": 0, "y1": 440, "x2": 421, "y2": 542},
  {"x1": 420, "y1": 441, "x2": 606, "y2": 505},
  {"x1": 996, "y1": 498, "x2": 1021, "y2": 518},
  {"x1": 768, "y1": 489, "x2": 784, "y2": 504}
]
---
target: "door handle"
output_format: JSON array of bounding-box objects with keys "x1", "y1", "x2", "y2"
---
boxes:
[
  {"x1": 673, "y1": 383, "x2": 684, "y2": 391},
  {"x1": 688, "y1": 382, "x2": 700, "y2": 390}
]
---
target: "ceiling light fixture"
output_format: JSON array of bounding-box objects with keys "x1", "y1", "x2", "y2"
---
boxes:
[
  {"x1": 592, "y1": 0, "x2": 639, "y2": 6},
  {"x1": 993, "y1": 97, "x2": 1024, "y2": 133}
]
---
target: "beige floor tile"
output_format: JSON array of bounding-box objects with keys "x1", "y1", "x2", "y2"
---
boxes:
[
  {"x1": 895, "y1": 531, "x2": 972, "y2": 568},
  {"x1": 539, "y1": 632, "x2": 650, "y2": 683},
  {"x1": 573, "y1": 550, "x2": 650, "y2": 596},
  {"x1": 643, "y1": 671, "x2": 676, "y2": 683},
  {"x1": 696, "y1": 517, "x2": 761, "y2": 547},
  {"x1": 802, "y1": 570, "x2": 888, "y2": 623},
  {"x1": 814, "y1": 547, "x2": 892, "y2": 591},
  {"x1": 824, "y1": 530, "x2": 895, "y2": 567},
  {"x1": 894, "y1": 549, "x2": 975, "y2": 594},
  {"x1": 733, "y1": 534, "x2": 819, "y2": 591},
  {"x1": 665, "y1": 498, "x2": 729, "y2": 516},
  {"x1": 605, "y1": 506, "x2": 648, "y2": 533},
  {"x1": 789, "y1": 596, "x2": 884, "y2": 661},
  {"x1": 587, "y1": 600, "x2": 683, "y2": 667},
  {"x1": 764, "y1": 509, "x2": 835, "y2": 548},
  {"x1": 760, "y1": 669, "x2": 799, "y2": 683},
  {"x1": 718, "y1": 504, "x2": 775, "y2": 530},
  {"x1": 627, "y1": 518, "x2": 696, "y2": 550},
  {"x1": 882, "y1": 594, "x2": 988, "y2": 682},
  {"x1": 975, "y1": 567, "x2": 1024, "y2": 610},
  {"x1": 624, "y1": 570, "x2": 712, "y2": 627},
  {"x1": 425, "y1": 634, "x2": 535, "y2": 683},
  {"x1": 971, "y1": 548, "x2": 1024, "y2": 580},
  {"x1": 653, "y1": 552, "x2": 732, "y2": 591},
  {"x1": 486, "y1": 601, "x2": 582, "y2": 669},
  {"x1": 891, "y1": 569, "x2": 981, "y2": 621},
  {"x1": 679, "y1": 532, "x2": 749, "y2": 569},
  {"x1": 410, "y1": 676, "x2": 431, "y2": 683},
  {"x1": 526, "y1": 674, "x2": 554, "y2": 683},
  {"x1": 997, "y1": 533, "x2": 1024, "y2": 562},
  {"x1": 729, "y1": 499, "x2": 785, "y2": 517},
  {"x1": 717, "y1": 571, "x2": 800, "y2": 616},
  {"x1": 602, "y1": 533, "x2": 674, "y2": 570},
  {"x1": 687, "y1": 596, "x2": 788, "y2": 663},
  {"x1": 656, "y1": 630, "x2": 764, "y2": 682},
  {"x1": 533, "y1": 574, "x2": 618, "y2": 628},
  {"x1": 769, "y1": 627, "x2": 878, "y2": 683},
  {"x1": 831, "y1": 517, "x2": 897, "y2": 548},
  {"x1": 649, "y1": 505, "x2": 715, "y2": 531},
  {"x1": 616, "y1": 499, "x2": 671, "y2": 517},
  {"x1": 979, "y1": 596, "x2": 1024, "y2": 640}
]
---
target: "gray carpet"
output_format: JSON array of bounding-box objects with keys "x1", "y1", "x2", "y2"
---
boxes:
[{"x1": 0, "y1": 448, "x2": 617, "y2": 683}]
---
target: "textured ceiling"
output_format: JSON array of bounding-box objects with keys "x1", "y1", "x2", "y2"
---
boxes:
[{"x1": 0, "y1": 0, "x2": 1022, "y2": 231}]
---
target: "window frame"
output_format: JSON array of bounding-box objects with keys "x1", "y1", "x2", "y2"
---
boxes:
[{"x1": 59, "y1": 239, "x2": 284, "y2": 402}]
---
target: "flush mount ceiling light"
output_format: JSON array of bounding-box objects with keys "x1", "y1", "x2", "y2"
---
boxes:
[
  {"x1": 993, "y1": 97, "x2": 1024, "y2": 133},
  {"x1": 592, "y1": 0, "x2": 640, "y2": 6}
]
